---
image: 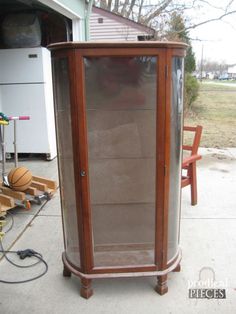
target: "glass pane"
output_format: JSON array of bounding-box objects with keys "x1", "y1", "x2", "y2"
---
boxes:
[
  {"x1": 52, "y1": 58, "x2": 80, "y2": 266},
  {"x1": 84, "y1": 56, "x2": 157, "y2": 267},
  {"x1": 168, "y1": 57, "x2": 184, "y2": 262}
]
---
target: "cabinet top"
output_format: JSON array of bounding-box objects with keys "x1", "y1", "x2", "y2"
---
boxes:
[{"x1": 48, "y1": 41, "x2": 188, "y2": 51}]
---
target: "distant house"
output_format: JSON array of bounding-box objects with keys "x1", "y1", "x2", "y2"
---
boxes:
[
  {"x1": 207, "y1": 72, "x2": 215, "y2": 80},
  {"x1": 90, "y1": 6, "x2": 155, "y2": 41},
  {"x1": 228, "y1": 65, "x2": 236, "y2": 79}
]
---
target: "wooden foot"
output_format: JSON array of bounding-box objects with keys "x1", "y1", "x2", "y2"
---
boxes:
[
  {"x1": 172, "y1": 263, "x2": 181, "y2": 272},
  {"x1": 156, "y1": 275, "x2": 168, "y2": 295},
  {"x1": 80, "y1": 278, "x2": 93, "y2": 299},
  {"x1": 63, "y1": 265, "x2": 72, "y2": 277}
]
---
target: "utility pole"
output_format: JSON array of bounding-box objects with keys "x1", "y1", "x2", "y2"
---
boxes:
[{"x1": 200, "y1": 44, "x2": 204, "y2": 82}]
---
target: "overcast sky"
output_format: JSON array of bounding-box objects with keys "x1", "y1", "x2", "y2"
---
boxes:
[{"x1": 188, "y1": 0, "x2": 236, "y2": 64}]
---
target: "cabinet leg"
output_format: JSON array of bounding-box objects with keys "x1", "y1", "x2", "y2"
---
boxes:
[
  {"x1": 63, "y1": 265, "x2": 71, "y2": 277},
  {"x1": 156, "y1": 274, "x2": 168, "y2": 295},
  {"x1": 80, "y1": 278, "x2": 93, "y2": 299},
  {"x1": 172, "y1": 263, "x2": 181, "y2": 272}
]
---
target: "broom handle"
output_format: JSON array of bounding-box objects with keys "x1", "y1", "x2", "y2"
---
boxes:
[
  {"x1": 8, "y1": 116, "x2": 30, "y2": 167},
  {"x1": 13, "y1": 120, "x2": 18, "y2": 167},
  {"x1": 0, "y1": 125, "x2": 6, "y2": 180},
  {"x1": 0, "y1": 116, "x2": 30, "y2": 167},
  {"x1": 8, "y1": 116, "x2": 30, "y2": 121}
]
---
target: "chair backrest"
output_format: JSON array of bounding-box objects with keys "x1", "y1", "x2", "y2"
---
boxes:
[{"x1": 183, "y1": 125, "x2": 203, "y2": 156}]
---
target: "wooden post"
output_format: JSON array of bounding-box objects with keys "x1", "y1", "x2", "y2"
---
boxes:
[
  {"x1": 80, "y1": 278, "x2": 93, "y2": 299},
  {"x1": 156, "y1": 274, "x2": 168, "y2": 295}
]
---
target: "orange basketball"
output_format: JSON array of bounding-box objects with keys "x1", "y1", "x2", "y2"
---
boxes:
[{"x1": 8, "y1": 167, "x2": 32, "y2": 191}]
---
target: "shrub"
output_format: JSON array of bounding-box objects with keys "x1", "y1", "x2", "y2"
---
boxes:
[{"x1": 184, "y1": 73, "x2": 199, "y2": 109}]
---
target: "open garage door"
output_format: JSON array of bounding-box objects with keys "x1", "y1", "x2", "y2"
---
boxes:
[{"x1": 0, "y1": 0, "x2": 85, "y2": 48}]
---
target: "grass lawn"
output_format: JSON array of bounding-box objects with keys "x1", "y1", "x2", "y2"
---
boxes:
[{"x1": 184, "y1": 82, "x2": 236, "y2": 148}]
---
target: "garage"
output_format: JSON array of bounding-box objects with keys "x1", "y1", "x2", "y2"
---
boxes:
[{"x1": 0, "y1": 0, "x2": 87, "y2": 159}]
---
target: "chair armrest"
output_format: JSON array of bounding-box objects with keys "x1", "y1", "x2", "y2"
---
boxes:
[{"x1": 182, "y1": 154, "x2": 202, "y2": 168}]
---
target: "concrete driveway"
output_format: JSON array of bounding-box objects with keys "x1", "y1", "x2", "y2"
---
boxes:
[{"x1": 0, "y1": 148, "x2": 235, "y2": 314}]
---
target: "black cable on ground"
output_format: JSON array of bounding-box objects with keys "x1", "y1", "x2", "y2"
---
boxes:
[
  {"x1": 0, "y1": 202, "x2": 49, "y2": 284},
  {"x1": 1, "y1": 212, "x2": 41, "y2": 267},
  {"x1": 0, "y1": 240, "x2": 48, "y2": 284},
  {"x1": 0, "y1": 240, "x2": 42, "y2": 268}
]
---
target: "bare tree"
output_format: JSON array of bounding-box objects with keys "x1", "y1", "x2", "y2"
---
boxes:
[
  {"x1": 197, "y1": 59, "x2": 229, "y2": 74},
  {"x1": 96, "y1": 0, "x2": 236, "y2": 39}
]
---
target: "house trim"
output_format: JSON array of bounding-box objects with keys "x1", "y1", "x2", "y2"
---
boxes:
[
  {"x1": 73, "y1": 18, "x2": 84, "y2": 40},
  {"x1": 38, "y1": 0, "x2": 82, "y2": 19}
]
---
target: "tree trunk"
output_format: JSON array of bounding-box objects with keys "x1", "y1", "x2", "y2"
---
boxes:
[
  {"x1": 120, "y1": 0, "x2": 130, "y2": 17},
  {"x1": 113, "y1": 0, "x2": 120, "y2": 13},
  {"x1": 100, "y1": 0, "x2": 108, "y2": 10},
  {"x1": 124, "y1": 0, "x2": 136, "y2": 19},
  {"x1": 137, "y1": 0, "x2": 144, "y2": 23},
  {"x1": 145, "y1": 0, "x2": 173, "y2": 24},
  {"x1": 107, "y1": 0, "x2": 113, "y2": 11}
]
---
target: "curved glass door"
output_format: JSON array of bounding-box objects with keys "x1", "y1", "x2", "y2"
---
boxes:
[
  {"x1": 168, "y1": 57, "x2": 184, "y2": 262},
  {"x1": 52, "y1": 58, "x2": 80, "y2": 267},
  {"x1": 84, "y1": 56, "x2": 157, "y2": 267}
]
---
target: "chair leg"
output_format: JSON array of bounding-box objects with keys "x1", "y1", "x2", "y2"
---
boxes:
[{"x1": 190, "y1": 163, "x2": 197, "y2": 205}]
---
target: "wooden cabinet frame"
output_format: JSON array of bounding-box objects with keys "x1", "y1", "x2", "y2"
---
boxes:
[{"x1": 50, "y1": 42, "x2": 187, "y2": 298}]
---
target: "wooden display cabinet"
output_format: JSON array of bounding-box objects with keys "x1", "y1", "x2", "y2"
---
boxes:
[{"x1": 49, "y1": 42, "x2": 187, "y2": 299}]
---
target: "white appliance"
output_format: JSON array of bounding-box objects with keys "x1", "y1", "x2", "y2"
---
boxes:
[{"x1": 0, "y1": 47, "x2": 57, "y2": 160}]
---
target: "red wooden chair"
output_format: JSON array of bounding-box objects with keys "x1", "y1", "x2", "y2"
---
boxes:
[{"x1": 182, "y1": 125, "x2": 203, "y2": 205}]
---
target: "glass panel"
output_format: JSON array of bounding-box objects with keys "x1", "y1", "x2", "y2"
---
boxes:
[
  {"x1": 168, "y1": 57, "x2": 184, "y2": 262},
  {"x1": 84, "y1": 56, "x2": 157, "y2": 267},
  {"x1": 52, "y1": 58, "x2": 80, "y2": 266}
]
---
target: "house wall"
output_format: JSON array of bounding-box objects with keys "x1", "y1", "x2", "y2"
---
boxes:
[
  {"x1": 228, "y1": 65, "x2": 236, "y2": 74},
  {"x1": 227, "y1": 65, "x2": 236, "y2": 79},
  {"x1": 90, "y1": 9, "x2": 151, "y2": 41}
]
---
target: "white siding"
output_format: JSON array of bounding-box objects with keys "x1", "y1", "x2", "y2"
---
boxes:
[
  {"x1": 228, "y1": 65, "x2": 236, "y2": 74},
  {"x1": 90, "y1": 11, "x2": 151, "y2": 41}
]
